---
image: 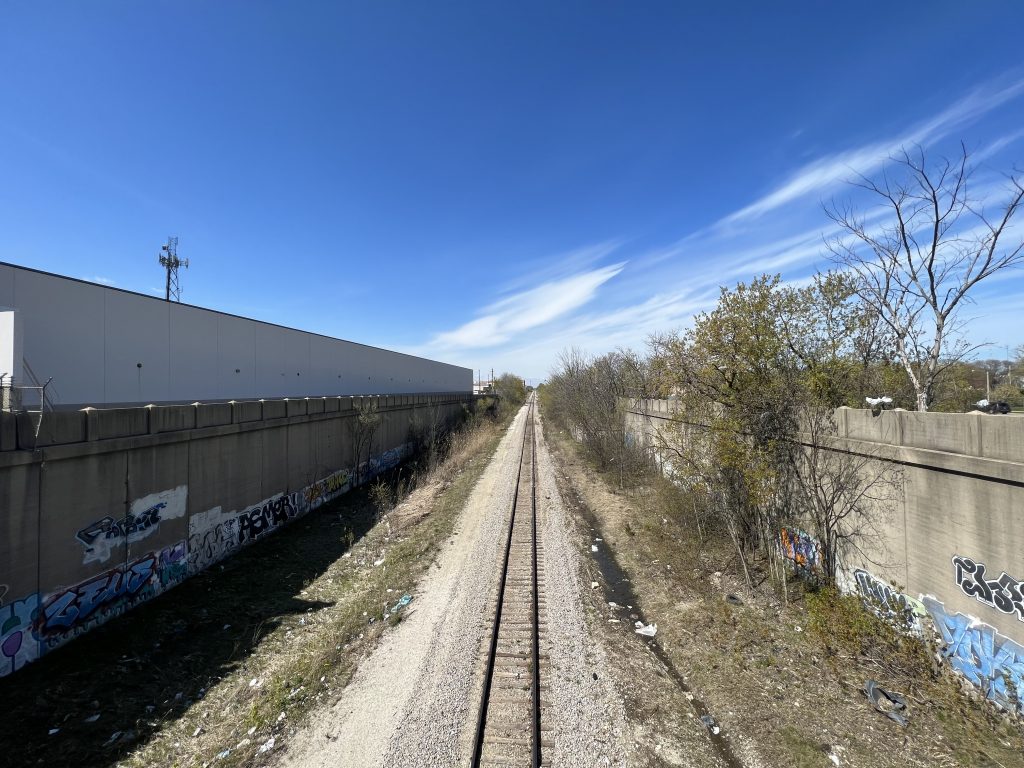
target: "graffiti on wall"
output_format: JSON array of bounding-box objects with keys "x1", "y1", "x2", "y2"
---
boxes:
[
  {"x1": 850, "y1": 568, "x2": 928, "y2": 633},
  {"x1": 953, "y1": 555, "x2": 1024, "y2": 623},
  {"x1": 368, "y1": 447, "x2": 403, "y2": 476},
  {"x1": 304, "y1": 469, "x2": 350, "y2": 512},
  {"x1": 186, "y1": 488, "x2": 305, "y2": 577},
  {"x1": 237, "y1": 492, "x2": 299, "y2": 546},
  {"x1": 1, "y1": 595, "x2": 40, "y2": 677},
  {"x1": 779, "y1": 527, "x2": 822, "y2": 576},
  {"x1": 158, "y1": 541, "x2": 188, "y2": 589},
  {"x1": 923, "y1": 595, "x2": 1024, "y2": 715},
  {"x1": 3, "y1": 441, "x2": 417, "y2": 677},
  {"x1": 187, "y1": 506, "x2": 239, "y2": 576},
  {"x1": 74, "y1": 485, "x2": 188, "y2": 564}
]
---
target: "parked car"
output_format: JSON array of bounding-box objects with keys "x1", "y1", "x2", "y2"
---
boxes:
[{"x1": 975, "y1": 399, "x2": 1011, "y2": 414}]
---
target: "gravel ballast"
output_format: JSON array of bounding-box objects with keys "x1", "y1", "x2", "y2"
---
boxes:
[
  {"x1": 281, "y1": 405, "x2": 528, "y2": 768},
  {"x1": 280, "y1": 402, "x2": 632, "y2": 767}
]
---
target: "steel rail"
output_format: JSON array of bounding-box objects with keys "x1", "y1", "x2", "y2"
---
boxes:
[{"x1": 470, "y1": 396, "x2": 540, "y2": 767}]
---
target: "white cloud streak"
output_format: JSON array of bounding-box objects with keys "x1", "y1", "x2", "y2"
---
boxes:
[
  {"x1": 426, "y1": 260, "x2": 626, "y2": 352},
  {"x1": 717, "y1": 77, "x2": 1024, "y2": 227}
]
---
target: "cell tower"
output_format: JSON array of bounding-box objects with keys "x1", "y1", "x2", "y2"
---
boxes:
[{"x1": 158, "y1": 236, "x2": 189, "y2": 302}]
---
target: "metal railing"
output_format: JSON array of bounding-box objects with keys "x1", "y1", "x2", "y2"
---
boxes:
[{"x1": 1, "y1": 364, "x2": 56, "y2": 443}]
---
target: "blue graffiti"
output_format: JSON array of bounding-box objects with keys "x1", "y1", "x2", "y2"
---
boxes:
[
  {"x1": 923, "y1": 596, "x2": 1024, "y2": 714},
  {"x1": 158, "y1": 541, "x2": 188, "y2": 588},
  {"x1": 41, "y1": 555, "x2": 157, "y2": 632},
  {"x1": 0, "y1": 595, "x2": 40, "y2": 677},
  {"x1": 369, "y1": 447, "x2": 403, "y2": 476}
]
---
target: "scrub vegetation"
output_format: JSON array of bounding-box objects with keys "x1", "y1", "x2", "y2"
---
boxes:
[{"x1": 541, "y1": 409, "x2": 1024, "y2": 767}]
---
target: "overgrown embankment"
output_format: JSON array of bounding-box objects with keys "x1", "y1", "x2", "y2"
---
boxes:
[
  {"x1": 543, "y1": 416, "x2": 1024, "y2": 768},
  {"x1": 0, "y1": 404, "x2": 513, "y2": 768}
]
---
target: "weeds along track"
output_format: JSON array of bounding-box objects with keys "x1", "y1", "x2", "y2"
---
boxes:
[{"x1": 471, "y1": 396, "x2": 550, "y2": 767}]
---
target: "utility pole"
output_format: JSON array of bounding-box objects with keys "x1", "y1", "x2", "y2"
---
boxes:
[{"x1": 158, "y1": 236, "x2": 189, "y2": 302}]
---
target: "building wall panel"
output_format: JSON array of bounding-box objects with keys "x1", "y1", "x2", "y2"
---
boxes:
[{"x1": 2, "y1": 263, "x2": 471, "y2": 406}]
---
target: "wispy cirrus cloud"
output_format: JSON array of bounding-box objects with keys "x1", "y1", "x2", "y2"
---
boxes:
[
  {"x1": 424, "y1": 259, "x2": 626, "y2": 352},
  {"x1": 717, "y1": 76, "x2": 1024, "y2": 227}
]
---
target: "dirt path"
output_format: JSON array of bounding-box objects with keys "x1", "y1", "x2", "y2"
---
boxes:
[{"x1": 279, "y1": 401, "x2": 629, "y2": 767}]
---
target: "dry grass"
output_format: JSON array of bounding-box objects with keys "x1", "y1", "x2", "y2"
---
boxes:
[
  {"x1": 543, "y1": 420, "x2": 1024, "y2": 768},
  {"x1": 0, "y1": 411, "x2": 510, "y2": 768}
]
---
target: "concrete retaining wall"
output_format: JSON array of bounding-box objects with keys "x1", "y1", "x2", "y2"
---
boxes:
[
  {"x1": 625, "y1": 400, "x2": 1024, "y2": 715},
  {"x1": 0, "y1": 392, "x2": 473, "y2": 678}
]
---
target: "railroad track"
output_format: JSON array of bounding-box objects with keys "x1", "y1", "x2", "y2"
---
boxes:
[{"x1": 471, "y1": 396, "x2": 551, "y2": 767}]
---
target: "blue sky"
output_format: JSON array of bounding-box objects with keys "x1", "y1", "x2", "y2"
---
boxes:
[{"x1": 2, "y1": 2, "x2": 1023, "y2": 382}]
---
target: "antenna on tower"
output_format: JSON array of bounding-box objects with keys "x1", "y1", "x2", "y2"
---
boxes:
[{"x1": 158, "y1": 236, "x2": 188, "y2": 302}]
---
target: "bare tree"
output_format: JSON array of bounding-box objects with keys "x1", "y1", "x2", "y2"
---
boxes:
[
  {"x1": 789, "y1": 407, "x2": 903, "y2": 584},
  {"x1": 352, "y1": 399, "x2": 381, "y2": 486},
  {"x1": 827, "y1": 144, "x2": 1024, "y2": 411}
]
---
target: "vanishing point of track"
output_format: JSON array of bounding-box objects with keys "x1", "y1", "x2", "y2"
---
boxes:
[{"x1": 471, "y1": 396, "x2": 550, "y2": 767}]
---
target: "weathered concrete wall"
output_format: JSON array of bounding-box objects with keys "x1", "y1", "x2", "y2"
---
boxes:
[
  {"x1": 0, "y1": 393, "x2": 473, "y2": 678},
  {"x1": 625, "y1": 400, "x2": 1024, "y2": 715},
  {"x1": 0, "y1": 262, "x2": 472, "y2": 406}
]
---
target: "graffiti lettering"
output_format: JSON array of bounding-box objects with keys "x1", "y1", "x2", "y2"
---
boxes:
[
  {"x1": 74, "y1": 485, "x2": 188, "y2": 565},
  {"x1": 158, "y1": 541, "x2": 188, "y2": 589},
  {"x1": 952, "y1": 555, "x2": 1024, "y2": 622},
  {"x1": 923, "y1": 596, "x2": 1024, "y2": 715},
  {"x1": 779, "y1": 527, "x2": 822, "y2": 576},
  {"x1": 76, "y1": 503, "x2": 164, "y2": 548},
  {"x1": 187, "y1": 515, "x2": 238, "y2": 576},
  {"x1": 304, "y1": 470, "x2": 350, "y2": 511},
  {"x1": 0, "y1": 595, "x2": 40, "y2": 677},
  {"x1": 40, "y1": 555, "x2": 157, "y2": 635},
  {"x1": 236, "y1": 493, "x2": 298, "y2": 545},
  {"x1": 851, "y1": 569, "x2": 927, "y2": 633}
]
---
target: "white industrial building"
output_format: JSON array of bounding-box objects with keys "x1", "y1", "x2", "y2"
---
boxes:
[{"x1": 0, "y1": 262, "x2": 471, "y2": 408}]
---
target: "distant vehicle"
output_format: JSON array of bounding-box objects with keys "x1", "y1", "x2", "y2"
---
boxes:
[{"x1": 975, "y1": 399, "x2": 1011, "y2": 414}]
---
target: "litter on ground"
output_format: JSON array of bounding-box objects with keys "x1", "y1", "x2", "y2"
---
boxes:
[{"x1": 863, "y1": 679, "x2": 909, "y2": 726}]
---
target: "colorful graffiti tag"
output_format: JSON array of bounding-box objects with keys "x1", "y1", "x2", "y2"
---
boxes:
[
  {"x1": 303, "y1": 469, "x2": 350, "y2": 512},
  {"x1": 39, "y1": 553, "x2": 158, "y2": 651},
  {"x1": 0, "y1": 595, "x2": 40, "y2": 676},
  {"x1": 778, "y1": 527, "x2": 822, "y2": 576},
  {"x1": 850, "y1": 568, "x2": 928, "y2": 633},
  {"x1": 74, "y1": 485, "x2": 188, "y2": 564},
  {"x1": 158, "y1": 541, "x2": 188, "y2": 589},
  {"x1": 2, "y1": 443, "x2": 415, "y2": 678},
  {"x1": 952, "y1": 555, "x2": 1024, "y2": 623},
  {"x1": 923, "y1": 595, "x2": 1024, "y2": 715}
]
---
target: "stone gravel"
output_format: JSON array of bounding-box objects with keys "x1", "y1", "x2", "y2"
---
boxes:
[
  {"x1": 280, "y1": 402, "x2": 629, "y2": 767},
  {"x1": 534, "y1": 408, "x2": 630, "y2": 767}
]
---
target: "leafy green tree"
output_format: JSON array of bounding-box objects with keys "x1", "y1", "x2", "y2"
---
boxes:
[{"x1": 493, "y1": 373, "x2": 527, "y2": 406}]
